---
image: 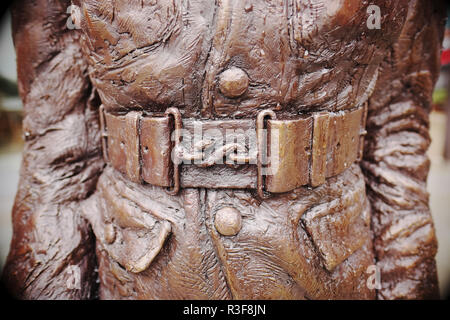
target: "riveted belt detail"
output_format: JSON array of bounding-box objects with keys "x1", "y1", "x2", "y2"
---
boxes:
[{"x1": 99, "y1": 104, "x2": 368, "y2": 196}]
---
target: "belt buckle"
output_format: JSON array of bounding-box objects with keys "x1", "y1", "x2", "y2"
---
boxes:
[{"x1": 165, "y1": 107, "x2": 277, "y2": 198}]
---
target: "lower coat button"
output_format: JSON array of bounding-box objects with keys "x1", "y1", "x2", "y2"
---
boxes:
[{"x1": 214, "y1": 207, "x2": 242, "y2": 236}]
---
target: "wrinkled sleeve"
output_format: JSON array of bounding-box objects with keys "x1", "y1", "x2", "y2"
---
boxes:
[
  {"x1": 1, "y1": 0, "x2": 104, "y2": 299},
  {"x1": 362, "y1": 0, "x2": 446, "y2": 299}
]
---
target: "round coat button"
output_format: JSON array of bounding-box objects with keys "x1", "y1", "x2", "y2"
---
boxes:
[
  {"x1": 215, "y1": 207, "x2": 242, "y2": 236},
  {"x1": 218, "y1": 67, "x2": 249, "y2": 98}
]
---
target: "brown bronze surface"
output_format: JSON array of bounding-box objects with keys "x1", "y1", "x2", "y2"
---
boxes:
[{"x1": 1, "y1": 0, "x2": 445, "y2": 300}]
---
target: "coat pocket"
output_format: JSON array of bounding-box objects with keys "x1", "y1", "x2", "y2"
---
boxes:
[
  {"x1": 84, "y1": 179, "x2": 172, "y2": 274},
  {"x1": 301, "y1": 178, "x2": 371, "y2": 272}
]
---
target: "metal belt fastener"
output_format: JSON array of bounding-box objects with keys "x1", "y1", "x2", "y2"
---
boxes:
[{"x1": 256, "y1": 109, "x2": 276, "y2": 199}]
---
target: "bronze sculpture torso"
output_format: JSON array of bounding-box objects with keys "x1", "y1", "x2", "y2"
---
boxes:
[{"x1": 1, "y1": 0, "x2": 445, "y2": 299}]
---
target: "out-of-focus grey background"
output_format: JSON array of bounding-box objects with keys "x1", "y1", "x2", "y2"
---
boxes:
[
  {"x1": 0, "y1": 9, "x2": 449, "y2": 298},
  {"x1": 0, "y1": 10, "x2": 22, "y2": 286}
]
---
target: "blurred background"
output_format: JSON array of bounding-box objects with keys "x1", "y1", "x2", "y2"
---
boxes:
[{"x1": 0, "y1": 7, "x2": 449, "y2": 299}]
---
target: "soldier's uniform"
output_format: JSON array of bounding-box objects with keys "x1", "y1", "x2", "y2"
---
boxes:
[{"x1": 2, "y1": 0, "x2": 444, "y2": 299}]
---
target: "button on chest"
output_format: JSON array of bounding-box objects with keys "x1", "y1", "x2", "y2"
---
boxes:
[{"x1": 218, "y1": 67, "x2": 249, "y2": 98}]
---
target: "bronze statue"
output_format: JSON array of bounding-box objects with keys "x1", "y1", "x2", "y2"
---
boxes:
[{"x1": 1, "y1": 0, "x2": 446, "y2": 299}]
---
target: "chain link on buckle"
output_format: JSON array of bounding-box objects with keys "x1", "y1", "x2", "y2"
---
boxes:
[
  {"x1": 256, "y1": 109, "x2": 277, "y2": 199},
  {"x1": 175, "y1": 140, "x2": 255, "y2": 168}
]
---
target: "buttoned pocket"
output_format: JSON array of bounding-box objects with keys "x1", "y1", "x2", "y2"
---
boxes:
[
  {"x1": 300, "y1": 176, "x2": 371, "y2": 272},
  {"x1": 84, "y1": 177, "x2": 172, "y2": 274}
]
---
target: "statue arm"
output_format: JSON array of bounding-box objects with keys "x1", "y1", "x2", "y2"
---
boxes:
[
  {"x1": 362, "y1": 0, "x2": 446, "y2": 299},
  {"x1": 1, "y1": 0, "x2": 104, "y2": 299}
]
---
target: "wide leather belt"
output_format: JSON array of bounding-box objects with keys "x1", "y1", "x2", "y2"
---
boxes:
[{"x1": 99, "y1": 104, "x2": 368, "y2": 198}]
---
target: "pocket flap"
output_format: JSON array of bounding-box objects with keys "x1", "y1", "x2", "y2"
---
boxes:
[
  {"x1": 84, "y1": 181, "x2": 172, "y2": 274},
  {"x1": 102, "y1": 219, "x2": 171, "y2": 273},
  {"x1": 301, "y1": 186, "x2": 370, "y2": 271}
]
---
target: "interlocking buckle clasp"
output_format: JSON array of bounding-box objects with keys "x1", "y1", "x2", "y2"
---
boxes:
[{"x1": 256, "y1": 109, "x2": 277, "y2": 199}]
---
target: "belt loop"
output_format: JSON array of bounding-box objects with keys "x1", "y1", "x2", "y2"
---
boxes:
[
  {"x1": 256, "y1": 109, "x2": 277, "y2": 199},
  {"x1": 357, "y1": 102, "x2": 369, "y2": 162},
  {"x1": 165, "y1": 107, "x2": 182, "y2": 196},
  {"x1": 99, "y1": 105, "x2": 109, "y2": 163}
]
